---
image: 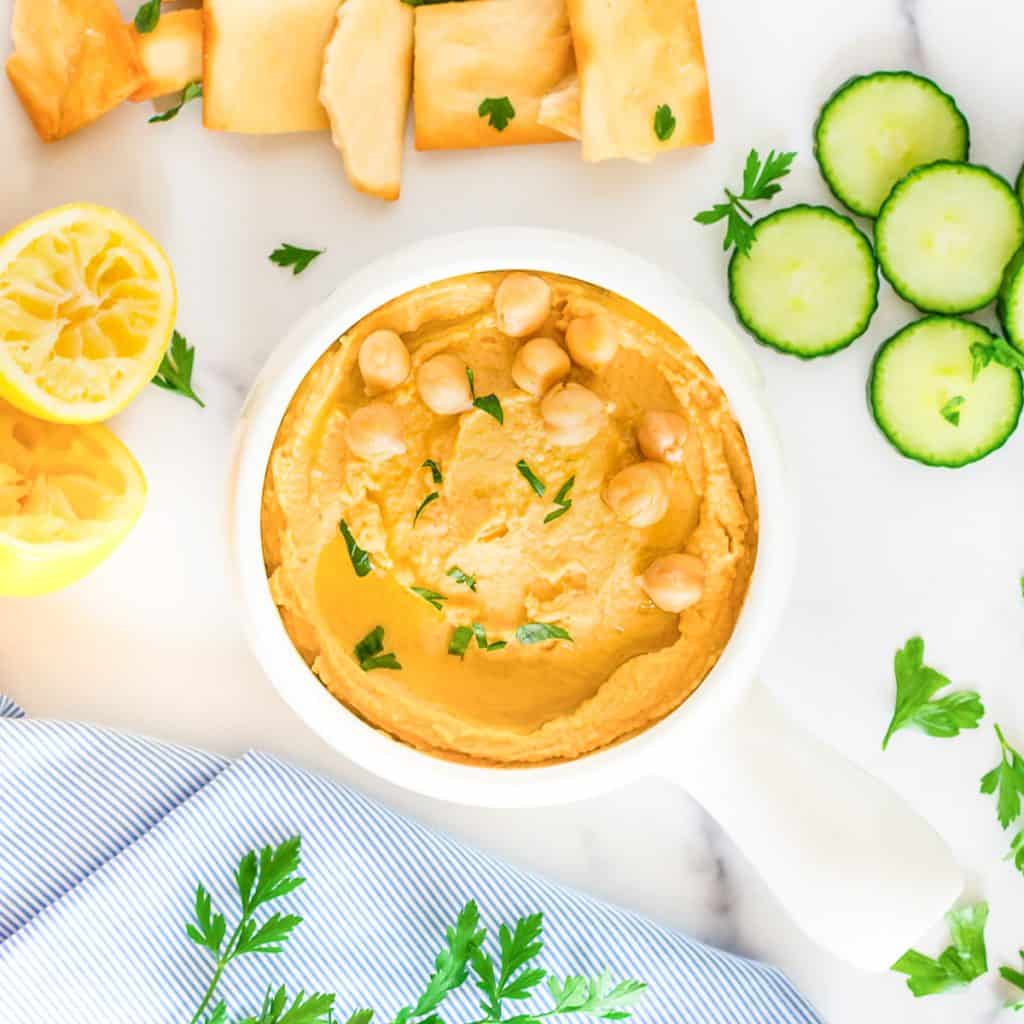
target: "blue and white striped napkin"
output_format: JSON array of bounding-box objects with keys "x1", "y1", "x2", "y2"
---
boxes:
[{"x1": 0, "y1": 698, "x2": 822, "y2": 1023}]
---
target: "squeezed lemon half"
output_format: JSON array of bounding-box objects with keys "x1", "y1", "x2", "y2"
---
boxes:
[
  {"x1": 0, "y1": 203, "x2": 176, "y2": 423},
  {"x1": 0, "y1": 399, "x2": 146, "y2": 596}
]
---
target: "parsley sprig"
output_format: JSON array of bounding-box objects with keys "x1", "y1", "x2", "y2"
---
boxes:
[
  {"x1": 186, "y1": 838, "x2": 323, "y2": 1024},
  {"x1": 153, "y1": 331, "x2": 205, "y2": 407},
  {"x1": 891, "y1": 902, "x2": 989, "y2": 997},
  {"x1": 971, "y1": 336, "x2": 1024, "y2": 379},
  {"x1": 270, "y1": 245, "x2": 325, "y2": 277},
  {"x1": 881, "y1": 636, "x2": 984, "y2": 750},
  {"x1": 653, "y1": 105, "x2": 676, "y2": 142},
  {"x1": 150, "y1": 82, "x2": 202, "y2": 124},
  {"x1": 694, "y1": 149, "x2": 796, "y2": 254},
  {"x1": 478, "y1": 97, "x2": 516, "y2": 133},
  {"x1": 981, "y1": 724, "x2": 1024, "y2": 829},
  {"x1": 134, "y1": 0, "x2": 162, "y2": 33}
]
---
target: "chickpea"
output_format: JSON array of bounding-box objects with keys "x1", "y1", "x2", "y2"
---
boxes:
[
  {"x1": 359, "y1": 329, "x2": 411, "y2": 395},
  {"x1": 416, "y1": 353, "x2": 473, "y2": 415},
  {"x1": 540, "y1": 382, "x2": 605, "y2": 447},
  {"x1": 512, "y1": 337, "x2": 571, "y2": 397},
  {"x1": 565, "y1": 314, "x2": 619, "y2": 373},
  {"x1": 636, "y1": 410, "x2": 688, "y2": 465},
  {"x1": 604, "y1": 461, "x2": 669, "y2": 528},
  {"x1": 345, "y1": 402, "x2": 406, "y2": 462},
  {"x1": 639, "y1": 553, "x2": 705, "y2": 613},
  {"x1": 495, "y1": 273, "x2": 552, "y2": 338}
]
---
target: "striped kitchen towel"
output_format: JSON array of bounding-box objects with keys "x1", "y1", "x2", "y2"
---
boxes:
[{"x1": 0, "y1": 699, "x2": 823, "y2": 1023}]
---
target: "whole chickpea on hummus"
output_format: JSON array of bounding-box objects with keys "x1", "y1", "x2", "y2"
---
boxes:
[{"x1": 261, "y1": 272, "x2": 758, "y2": 766}]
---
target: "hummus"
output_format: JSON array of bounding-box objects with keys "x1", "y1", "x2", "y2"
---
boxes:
[{"x1": 261, "y1": 272, "x2": 758, "y2": 766}]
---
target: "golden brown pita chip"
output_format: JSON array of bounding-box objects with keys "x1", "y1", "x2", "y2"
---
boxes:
[
  {"x1": 6, "y1": 0, "x2": 145, "y2": 142},
  {"x1": 204, "y1": 0, "x2": 337, "y2": 134},
  {"x1": 131, "y1": 9, "x2": 204, "y2": 103},
  {"x1": 565, "y1": 0, "x2": 714, "y2": 162},
  {"x1": 320, "y1": 0, "x2": 413, "y2": 201},
  {"x1": 414, "y1": 0, "x2": 574, "y2": 151}
]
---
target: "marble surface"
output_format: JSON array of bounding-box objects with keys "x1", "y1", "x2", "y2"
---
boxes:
[{"x1": 3, "y1": 0, "x2": 1024, "y2": 1020}]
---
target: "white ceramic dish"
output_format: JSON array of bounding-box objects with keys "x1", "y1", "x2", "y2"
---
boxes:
[{"x1": 229, "y1": 229, "x2": 962, "y2": 972}]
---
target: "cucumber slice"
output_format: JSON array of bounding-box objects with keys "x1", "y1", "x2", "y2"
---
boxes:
[
  {"x1": 869, "y1": 316, "x2": 1022, "y2": 467},
  {"x1": 1017, "y1": 162, "x2": 1024, "y2": 204},
  {"x1": 728, "y1": 205, "x2": 878, "y2": 358},
  {"x1": 875, "y1": 162, "x2": 1024, "y2": 314},
  {"x1": 998, "y1": 246, "x2": 1024, "y2": 351},
  {"x1": 815, "y1": 71, "x2": 969, "y2": 218}
]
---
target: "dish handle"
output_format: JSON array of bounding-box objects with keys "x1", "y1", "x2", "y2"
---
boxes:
[{"x1": 653, "y1": 681, "x2": 963, "y2": 971}]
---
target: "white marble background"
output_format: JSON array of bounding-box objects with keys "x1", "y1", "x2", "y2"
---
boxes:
[{"x1": 3, "y1": 0, "x2": 1024, "y2": 1021}]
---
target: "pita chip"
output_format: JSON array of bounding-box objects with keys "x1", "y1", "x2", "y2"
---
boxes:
[{"x1": 131, "y1": 9, "x2": 204, "y2": 103}]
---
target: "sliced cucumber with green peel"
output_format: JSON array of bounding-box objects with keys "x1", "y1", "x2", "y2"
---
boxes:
[
  {"x1": 1017, "y1": 162, "x2": 1024, "y2": 203},
  {"x1": 999, "y1": 246, "x2": 1024, "y2": 350},
  {"x1": 875, "y1": 162, "x2": 1024, "y2": 314},
  {"x1": 869, "y1": 317, "x2": 1023, "y2": 467},
  {"x1": 814, "y1": 71, "x2": 969, "y2": 218},
  {"x1": 728, "y1": 205, "x2": 878, "y2": 358}
]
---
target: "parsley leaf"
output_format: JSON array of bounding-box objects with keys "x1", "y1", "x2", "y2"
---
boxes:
[
  {"x1": 1001, "y1": 952, "x2": 1024, "y2": 1011},
  {"x1": 414, "y1": 491, "x2": 440, "y2": 525},
  {"x1": 516, "y1": 622, "x2": 573, "y2": 645},
  {"x1": 981, "y1": 724, "x2": 1024, "y2": 829},
  {"x1": 881, "y1": 636, "x2": 984, "y2": 750},
  {"x1": 270, "y1": 244, "x2": 325, "y2": 277},
  {"x1": 237, "y1": 986, "x2": 335, "y2": 1024},
  {"x1": 471, "y1": 622, "x2": 507, "y2": 652},
  {"x1": 891, "y1": 902, "x2": 989, "y2": 997},
  {"x1": 971, "y1": 336, "x2": 1024, "y2": 380},
  {"x1": 422, "y1": 459, "x2": 443, "y2": 485},
  {"x1": 478, "y1": 97, "x2": 515, "y2": 132},
  {"x1": 447, "y1": 566, "x2": 477, "y2": 592},
  {"x1": 466, "y1": 367, "x2": 504, "y2": 424},
  {"x1": 653, "y1": 105, "x2": 676, "y2": 142},
  {"x1": 134, "y1": 0, "x2": 161, "y2": 33},
  {"x1": 548, "y1": 972, "x2": 649, "y2": 1018},
  {"x1": 695, "y1": 148, "x2": 796, "y2": 255},
  {"x1": 449, "y1": 625, "x2": 474, "y2": 659},
  {"x1": 149, "y1": 82, "x2": 202, "y2": 123},
  {"x1": 411, "y1": 586, "x2": 446, "y2": 611},
  {"x1": 152, "y1": 330, "x2": 205, "y2": 407},
  {"x1": 339, "y1": 520, "x2": 372, "y2": 577},
  {"x1": 544, "y1": 475, "x2": 575, "y2": 524},
  {"x1": 516, "y1": 460, "x2": 546, "y2": 497},
  {"x1": 940, "y1": 395, "x2": 965, "y2": 427},
  {"x1": 354, "y1": 626, "x2": 401, "y2": 671},
  {"x1": 471, "y1": 913, "x2": 545, "y2": 1019},
  {"x1": 1008, "y1": 829, "x2": 1024, "y2": 876}
]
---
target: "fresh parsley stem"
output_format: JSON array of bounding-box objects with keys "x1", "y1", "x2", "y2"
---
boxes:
[
  {"x1": 188, "y1": 914, "x2": 249, "y2": 1024},
  {"x1": 725, "y1": 189, "x2": 753, "y2": 219}
]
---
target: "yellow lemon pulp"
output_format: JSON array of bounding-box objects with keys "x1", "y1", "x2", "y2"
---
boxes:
[
  {"x1": 0, "y1": 203, "x2": 176, "y2": 424},
  {"x1": 0, "y1": 399, "x2": 146, "y2": 596}
]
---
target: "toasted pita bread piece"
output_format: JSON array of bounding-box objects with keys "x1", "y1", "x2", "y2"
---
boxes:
[
  {"x1": 204, "y1": 0, "x2": 337, "y2": 133},
  {"x1": 131, "y1": 9, "x2": 204, "y2": 103},
  {"x1": 6, "y1": 0, "x2": 145, "y2": 142},
  {"x1": 414, "y1": 0, "x2": 574, "y2": 151},
  {"x1": 565, "y1": 0, "x2": 713, "y2": 162},
  {"x1": 320, "y1": 0, "x2": 413, "y2": 201}
]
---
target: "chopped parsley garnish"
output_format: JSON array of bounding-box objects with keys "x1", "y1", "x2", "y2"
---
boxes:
[
  {"x1": 472, "y1": 622, "x2": 508, "y2": 652},
  {"x1": 544, "y1": 475, "x2": 575, "y2": 524},
  {"x1": 940, "y1": 395, "x2": 965, "y2": 427},
  {"x1": 339, "y1": 520, "x2": 372, "y2": 577},
  {"x1": 516, "y1": 622, "x2": 573, "y2": 645},
  {"x1": 980, "y1": 724, "x2": 1024, "y2": 829},
  {"x1": 414, "y1": 491, "x2": 440, "y2": 525},
  {"x1": 354, "y1": 626, "x2": 401, "y2": 671},
  {"x1": 448, "y1": 625, "x2": 474, "y2": 659},
  {"x1": 149, "y1": 82, "x2": 202, "y2": 123},
  {"x1": 881, "y1": 636, "x2": 984, "y2": 750},
  {"x1": 269, "y1": 244, "x2": 324, "y2": 276},
  {"x1": 422, "y1": 459, "x2": 443, "y2": 484},
  {"x1": 478, "y1": 96, "x2": 516, "y2": 132},
  {"x1": 152, "y1": 330, "x2": 204, "y2": 407},
  {"x1": 447, "y1": 566, "x2": 478, "y2": 592},
  {"x1": 516, "y1": 460, "x2": 546, "y2": 497},
  {"x1": 970, "y1": 336, "x2": 1024, "y2": 379},
  {"x1": 891, "y1": 902, "x2": 989, "y2": 997},
  {"x1": 134, "y1": 0, "x2": 161, "y2": 33},
  {"x1": 654, "y1": 104, "x2": 676, "y2": 141},
  {"x1": 411, "y1": 586, "x2": 446, "y2": 611},
  {"x1": 1009, "y1": 830, "x2": 1024, "y2": 876},
  {"x1": 695, "y1": 148, "x2": 797, "y2": 254},
  {"x1": 466, "y1": 367, "x2": 504, "y2": 424}
]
